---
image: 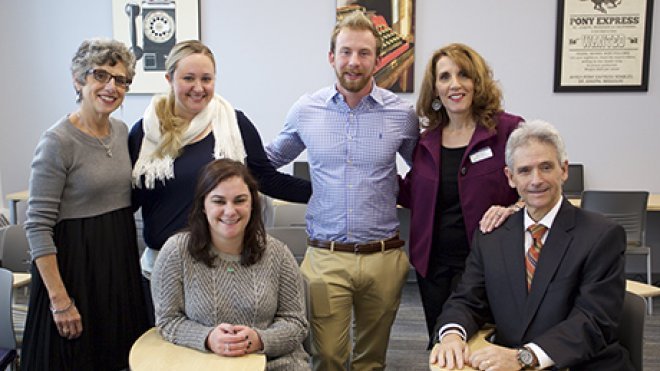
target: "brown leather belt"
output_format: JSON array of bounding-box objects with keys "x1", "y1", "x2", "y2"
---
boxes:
[{"x1": 307, "y1": 235, "x2": 404, "y2": 254}]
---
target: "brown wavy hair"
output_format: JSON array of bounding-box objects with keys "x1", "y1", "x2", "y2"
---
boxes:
[
  {"x1": 187, "y1": 159, "x2": 266, "y2": 267},
  {"x1": 417, "y1": 43, "x2": 502, "y2": 131},
  {"x1": 154, "y1": 40, "x2": 216, "y2": 159}
]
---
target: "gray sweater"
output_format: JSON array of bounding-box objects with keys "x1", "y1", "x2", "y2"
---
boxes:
[
  {"x1": 25, "y1": 116, "x2": 132, "y2": 259},
  {"x1": 152, "y1": 232, "x2": 310, "y2": 370}
]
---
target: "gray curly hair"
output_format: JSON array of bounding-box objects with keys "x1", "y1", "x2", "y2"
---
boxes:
[{"x1": 71, "y1": 38, "x2": 136, "y2": 100}]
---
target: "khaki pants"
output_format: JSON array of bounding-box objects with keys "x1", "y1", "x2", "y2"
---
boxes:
[{"x1": 301, "y1": 246, "x2": 409, "y2": 371}]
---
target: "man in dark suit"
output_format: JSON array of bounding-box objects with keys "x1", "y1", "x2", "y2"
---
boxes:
[{"x1": 430, "y1": 120, "x2": 633, "y2": 370}]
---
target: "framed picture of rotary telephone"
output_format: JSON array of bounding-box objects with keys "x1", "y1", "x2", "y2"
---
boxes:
[{"x1": 112, "y1": 0, "x2": 200, "y2": 94}]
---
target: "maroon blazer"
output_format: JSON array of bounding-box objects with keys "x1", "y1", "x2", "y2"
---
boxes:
[{"x1": 399, "y1": 111, "x2": 522, "y2": 277}]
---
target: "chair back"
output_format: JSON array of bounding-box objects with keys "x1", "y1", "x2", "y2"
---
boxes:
[
  {"x1": 259, "y1": 194, "x2": 275, "y2": 228},
  {"x1": 563, "y1": 164, "x2": 584, "y2": 198},
  {"x1": 273, "y1": 204, "x2": 307, "y2": 228},
  {"x1": 619, "y1": 291, "x2": 645, "y2": 371},
  {"x1": 580, "y1": 191, "x2": 649, "y2": 247},
  {"x1": 267, "y1": 227, "x2": 308, "y2": 265},
  {"x1": 0, "y1": 225, "x2": 31, "y2": 272},
  {"x1": 293, "y1": 161, "x2": 311, "y2": 182},
  {"x1": 0, "y1": 268, "x2": 17, "y2": 352}
]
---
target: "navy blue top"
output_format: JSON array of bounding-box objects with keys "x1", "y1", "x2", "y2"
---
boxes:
[{"x1": 128, "y1": 109, "x2": 311, "y2": 251}]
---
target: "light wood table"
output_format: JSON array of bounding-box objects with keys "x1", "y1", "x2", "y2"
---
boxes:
[
  {"x1": 12, "y1": 272, "x2": 30, "y2": 289},
  {"x1": 429, "y1": 328, "x2": 495, "y2": 371},
  {"x1": 626, "y1": 279, "x2": 660, "y2": 298},
  {"x1": 568, "y1": 194, "x2": 660, "y2": 211},
  {"x1": 130, "y1": 328, "x2": 266, "y2": 371},
  {"x1": 5, "y1": 190, "x2": 28, "y2": 224}
]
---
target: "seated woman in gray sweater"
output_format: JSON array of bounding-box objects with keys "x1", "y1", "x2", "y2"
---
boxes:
[{"x1": 151, "y1": 159, "x2": 309, "y2": 370}]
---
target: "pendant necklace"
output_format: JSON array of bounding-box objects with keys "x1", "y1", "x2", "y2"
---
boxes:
[
  {"x1": 95, "y1": 128, "x2": 114, "y2": 158},
  {"x1": 71, "y1": 112, "x2": 113, "y2": 157}
]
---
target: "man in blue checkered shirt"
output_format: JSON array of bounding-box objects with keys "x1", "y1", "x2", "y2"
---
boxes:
[{"x1": 266, "y1": 11, "x2": 418, "y2": 371}]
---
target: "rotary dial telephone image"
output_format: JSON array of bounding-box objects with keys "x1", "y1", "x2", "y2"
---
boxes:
[{"x1": 125, "y1": 0, "x2": 176, "y2": 71}]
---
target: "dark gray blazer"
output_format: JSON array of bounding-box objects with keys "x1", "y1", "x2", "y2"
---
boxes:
[{"x1": 437, "y1": 199, "x2": 633, "y2": 371}]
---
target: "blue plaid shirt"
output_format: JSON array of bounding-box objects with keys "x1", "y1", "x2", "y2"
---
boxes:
[{"x1": 266, "y1": 84, "x2": 419, "y2": 242}]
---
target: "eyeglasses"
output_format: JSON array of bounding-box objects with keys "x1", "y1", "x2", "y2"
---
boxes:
[{"x1": 86, "y1": 68, "x2": 132, "y2": 89}]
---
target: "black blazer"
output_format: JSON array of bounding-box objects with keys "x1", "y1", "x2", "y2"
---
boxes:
[{"x1": 437, "y1": 199, "x2": 633, "y2": 370}]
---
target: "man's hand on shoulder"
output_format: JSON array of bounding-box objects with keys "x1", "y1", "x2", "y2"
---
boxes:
[{"x1": 430, "y1": 333, "x2": 470, "y2": 369}]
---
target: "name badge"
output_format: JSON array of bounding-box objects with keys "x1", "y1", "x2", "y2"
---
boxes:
[{"x1": 469, "y1": 146, "x2": 493, "y2": 163}]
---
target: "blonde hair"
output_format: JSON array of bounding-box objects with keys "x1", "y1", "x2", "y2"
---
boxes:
[
  {"x1": 155, "y1": 40, "x2": 216, "y2": 158},
  {"x1": 330, "y1": 11, "x2": 382, "y2": 56},
  {"x1": 417, "y1": 43, "x2": 502, "y2": 131}
]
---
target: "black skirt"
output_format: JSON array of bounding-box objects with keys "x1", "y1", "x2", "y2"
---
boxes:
[{"x1": 20, "y1": 207, "x2": 149, "y2": 371}]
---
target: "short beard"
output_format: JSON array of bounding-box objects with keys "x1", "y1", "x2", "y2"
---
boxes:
[{"x1": 335, "y1": 70, "x2": 372, "y2": 93}]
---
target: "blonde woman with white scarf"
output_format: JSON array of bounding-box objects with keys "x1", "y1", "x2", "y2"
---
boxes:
[{"x1": 128, "y1": 40, "x2": 311, "y2": 325}]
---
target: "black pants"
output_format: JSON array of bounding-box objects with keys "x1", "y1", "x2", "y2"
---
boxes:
[
  {"x1": 142, "y1": 275, "x2": 156, "y2": 327},
  {"x1": 416, "y1": 263, "x2": 464, "y2": 349}
]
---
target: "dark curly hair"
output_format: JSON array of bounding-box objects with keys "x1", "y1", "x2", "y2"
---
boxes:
[{"x1": 187, "y1": 159, "x2": 266, "y2": 267}]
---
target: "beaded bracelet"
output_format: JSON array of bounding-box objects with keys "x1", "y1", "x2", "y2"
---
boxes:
[{"x1": 50, "y1": 298, "x2": 75, "y2": 315}]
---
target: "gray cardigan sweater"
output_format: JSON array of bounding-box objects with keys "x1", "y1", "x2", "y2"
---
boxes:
[{"x1": 151, "y1": 232, "x2": 310, "y2": 370}]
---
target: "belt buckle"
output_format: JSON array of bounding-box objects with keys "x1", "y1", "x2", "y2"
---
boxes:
[{"x1": 353, "y1": 243, "x2": 361, "y2": 254}]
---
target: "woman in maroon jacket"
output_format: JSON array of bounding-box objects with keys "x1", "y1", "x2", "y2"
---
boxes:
[{"x1": 399, "y1": 43, "x2": 523, "y2": 346}]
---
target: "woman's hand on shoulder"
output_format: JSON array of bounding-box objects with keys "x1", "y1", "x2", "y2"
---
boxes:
[{"x1": 479, "y1": 203, "x2": 520, "y2": 234}]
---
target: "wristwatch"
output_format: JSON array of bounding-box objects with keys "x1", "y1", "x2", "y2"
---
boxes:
[{"x1": 516, "y1": 347, "x2": 538, "y2": 369}]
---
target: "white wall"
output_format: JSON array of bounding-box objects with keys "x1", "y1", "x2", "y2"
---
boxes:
[{"x1": 1, "y1": 0, "x2": 659, "y2": 222}]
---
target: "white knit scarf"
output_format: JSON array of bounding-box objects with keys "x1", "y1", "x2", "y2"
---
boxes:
[{"x1": 132, "y1": 94, "x2": 246, "y2": 189}]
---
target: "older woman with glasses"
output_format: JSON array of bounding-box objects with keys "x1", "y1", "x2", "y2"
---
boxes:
[{"x1": 21, "y1": 38, "x2": 148, "y2": 371}]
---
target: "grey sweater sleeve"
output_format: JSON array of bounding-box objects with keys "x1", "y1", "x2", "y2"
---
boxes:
[
  {"x1": 152, "y1": 234, "x2": 215, "y2": 351},
  {"x1": 24, "y1": 130, "x2": 68, "y2": 259},
  {"x1": 255, "y1": 239, "x2": 308, "y2": 357}
]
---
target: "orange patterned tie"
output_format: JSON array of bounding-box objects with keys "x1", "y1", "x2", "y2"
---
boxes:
[{"x1": 526, "y1": 224, "x2": 547, "y2": 291}]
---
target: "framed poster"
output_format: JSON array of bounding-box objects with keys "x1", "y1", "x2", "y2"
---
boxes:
[
  {"x1": 554, "y1": 0, "x2": 654, "y2": 92},
  {"x1": 336, "y1": 1, "x2": 416, "y2": 93},
  {"x1": 112, "y1": 0, "x2": 200, "y2": 94}
]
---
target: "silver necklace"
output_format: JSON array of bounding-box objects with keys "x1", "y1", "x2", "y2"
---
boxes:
[
  {"x1": 72, "y1": 112, "x2": 113, "y2": 157},
  {"x1": 95, "y1": 127, "x2": 114, "y2": 158}
]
